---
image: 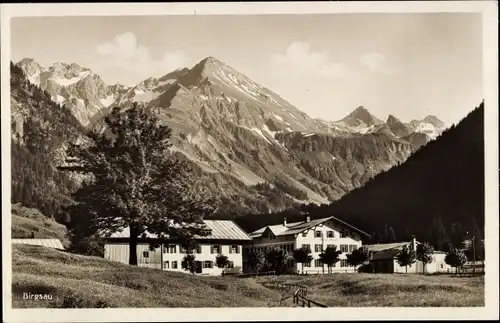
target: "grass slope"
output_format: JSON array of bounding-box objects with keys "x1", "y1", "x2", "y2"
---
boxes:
[
  {"x1": 11, "y1": 203, "x2": 70, "y2": 248},
  {"x1": 12, "y1": 245, "x2": 281, "y2": 308},
  {"x1": 258, "y1": 274, "x2": 484, "y2": 307}
]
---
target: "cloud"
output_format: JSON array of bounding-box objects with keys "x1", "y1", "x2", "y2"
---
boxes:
[
  {"x1": 360, "y1": 52, "x2": 399, "y2": 75},
  {"x1": 271, "y1": 42, "x2": 350, "y2": 79},
  {"x1": 96, "y1": 32, "x2": 192, "y2": 82}
]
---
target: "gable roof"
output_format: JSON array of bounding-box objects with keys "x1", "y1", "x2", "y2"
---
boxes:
[
  {"x1": 364, "y1": 241, "x2": 415, "y2": 260},
  {"x1": 249, "y1": 216, "x2": 370, "y2": 239},
  {"x1": 12, "y1": 239, "x2": 65, "y2": 250},
  {"x1": 107, "y1": 220, "x2": 251, "y2": 241}
]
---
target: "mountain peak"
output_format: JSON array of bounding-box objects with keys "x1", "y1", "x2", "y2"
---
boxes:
[
  {"x1": 422, "y1": 115, "x2": 445, "y2": 128},
  {"x1": 340, "y1": 106, "x2": 382, "y2": 126},
  {"x1": 387, "y1": 114, "x2": 401, "y2": 124}
]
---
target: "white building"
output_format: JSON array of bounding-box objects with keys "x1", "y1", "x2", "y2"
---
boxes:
[
  {"x1": 103, "y1": 220, "x2": 251, "y2": 276},
  {"x1": 364, "y1": 239, "x2": 453, "y2": 274},
  {"x1": 246, "y1": 215, "x2": 370, "y2": 274}
]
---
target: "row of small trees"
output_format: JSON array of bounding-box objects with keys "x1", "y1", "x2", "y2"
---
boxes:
[
  {"x1": 396, "y1": 242, "x2": 469, "y2": 274},
  {"x1": 242, "y1": 245, "x2": 372, "y2": 275},
  {"x1": 180, "y1": 253, "x2": 234, "y2": 274}
]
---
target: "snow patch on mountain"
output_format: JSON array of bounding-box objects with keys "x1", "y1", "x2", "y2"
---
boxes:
[
  {"x1": 51, "y1": 71, "x2": 91, "y2": 86},
  {"x1": 133, "y1": 90, "x2": 161, "y2": 103}
]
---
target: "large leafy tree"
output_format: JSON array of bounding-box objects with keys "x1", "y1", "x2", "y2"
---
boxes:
[
  {"x1": 60, "y1": 104, "x2": 214, "y2": 265},
  {"x1": 396, "y1": 245, "x2": 416, "y2": 273},
  {"x1": 346, "y1": 246, "x2": 370, "y2": 272},
  {"x1": 318, "y1": 245, "x2": 342, "y2": 273},
  {"x1": 416, "y1": 242, "x2": 434, "y2": 274},
  {"x1": 293, "y1": 246, "x2": 313, "y2": 274}
]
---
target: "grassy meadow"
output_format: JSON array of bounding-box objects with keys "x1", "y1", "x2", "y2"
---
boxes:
[
  {"x1": 12, "y1": 244, "x2": 283, "y2": 308},
  {"x1": 257, "y1": 273, "x2": 485, "y2": 307},
  {"x1": 12, "y1": 244, "x2": 484, "y2": 308}
]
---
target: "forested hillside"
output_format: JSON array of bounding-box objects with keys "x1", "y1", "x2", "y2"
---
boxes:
[
  {"x1": 10, "y1": 62, "x2": 83, "y2": 222},
  {"x1": 234, "y1": 102, "x2": 485, "y2": 248}
]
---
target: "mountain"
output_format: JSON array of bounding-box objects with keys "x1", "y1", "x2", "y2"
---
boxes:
[
  {"x1": 328, "y1": 106, "x2": 384, "y2": 134},
  {"x1": 234, "y1": 102, "x2": 484, "y2": 241},
  {"x1": 12, "y1": 56, "x2": 446, "y2": 217},
  {"x1": 16, "y1": 58, "x2": 128, "y2": 126},
  {"x1": 319, "y1": 106, "x2": 446, "y2": 142},
  {"x1": 406, "y1": 115, "x2": 446, "y2": 140},
  {"x1": 84, "y1": 57, "x2": 422, "y2": 214}
]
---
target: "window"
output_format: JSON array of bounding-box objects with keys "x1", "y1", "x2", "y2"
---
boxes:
[
  {"x1": 229, "y1": 245, "x2": 240, "y2": 254},
  {"x1": 315, "y1": 231, "x2": 322, "y2": 238},
  {"x1": 327, "y1": 231, "x2": 335, "y2": 238},
  {"x1": 440, "y1": 264, "x2": 444, "y2": 269},
  {"x1": 327, "y1": 244, "x2": 336, "y2": 249},
  {"x1": 180, "y1": 246, "x2": 187, "y2": 253},
  {"x1": 227, "y1": 261, "x2": 234, "y2": 268},
  {"x1": 196, "y1": 245, "x2": 202, "y2": 254},
  {"x1": 203, "y1": 261, "x2": 213, "y2": 269},
  {"x1": 302, "y1": 232, "x2": 307, "y2": 237},
  {"x1": 315, "y1": 259, "x2": 323, "y2": 267},
  {"x1": 340, "y1": 245, "x2": 349, "y2": 253},
  {"x1": 172, "y1": 261, "x2": 178, "y2": 269},
  {"x1": 349, "y1": 245, "x2": 357, "y2": 253},
  {"x1": 211, "y1": 245, "x2": 221, "y2": 254},
  {"x1": 340, "y1": 260, "x2": 349, "y2": 267},
  {"x1": 164, "y1": 244, "x2": 176, "y2": 254},
  {"x1": 302, "y1": 244, "x2": 311, "y2": 252},
  {"x1": 163, "y1": 261, "x2": 170, "y2": 269},
  {"x1": 142, "y1": 251, "x2": 149, "y2": 258},
  {"x1": 304, "y1": 261, "x2": 311, "y2": 268},
  {"x1": 314, "y1": 244, "x2": 322, "y2": 253},
  {"x1": 340, "y1": 231, "x2": 347, "y2": 238}
]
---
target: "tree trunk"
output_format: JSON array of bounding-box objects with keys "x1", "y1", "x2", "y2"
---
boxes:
[
  {"x1": 405, "y1": 265, "x2": 408, "y2": 273},
  {"x1": 129, "y1": 223, "x2": 138, "y2": 266}
]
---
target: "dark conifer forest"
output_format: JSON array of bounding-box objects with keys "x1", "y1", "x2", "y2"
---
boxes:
[{"x1": 233, "y1": 102, "x2": 485, "y2": 248}]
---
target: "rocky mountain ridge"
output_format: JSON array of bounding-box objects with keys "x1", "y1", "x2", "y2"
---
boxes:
[{"x1": 13, "y1": 56, "x2": 447, "y2": 215}]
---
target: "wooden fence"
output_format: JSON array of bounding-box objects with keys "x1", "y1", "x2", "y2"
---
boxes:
[{"x1": 263, "y1": 281, "x2": 327, "y2": 308}]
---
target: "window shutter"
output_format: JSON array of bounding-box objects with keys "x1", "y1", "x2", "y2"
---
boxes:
[
  {"x1": 236, "y1": 246, "x2": 240, "y2": 254},
  {"x1": 229, "y1": 246, "x2": 232, "y2": 254},
  {"x1": 210, "y1": 246, "x2": 214, "y2": 254}
]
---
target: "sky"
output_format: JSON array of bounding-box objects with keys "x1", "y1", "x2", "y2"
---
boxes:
[{"x1": 10, "y1": 13, "x2": 483, "y2": 125}]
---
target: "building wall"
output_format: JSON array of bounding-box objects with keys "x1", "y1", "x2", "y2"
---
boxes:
[
  {"x1": 244, "y1": 219, "x2": 364, "y2": 274},
  {"x1": 104, "y1": 242, "x2": 244, "y2": 276},
  {"x1": 295, "y1": 219, "x2": 362, "y2": 274},
  {"x1": 367, "y1": 253, "x2": 453, "y2": 274},
  {"x1": 424, "y1": 253, "x2": 453, "y2": 273}
]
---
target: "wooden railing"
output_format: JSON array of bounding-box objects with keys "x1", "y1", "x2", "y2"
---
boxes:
[
  {"x1": 293, "y1": 291, "x2": 328, "y2": 308},
  {"x1": 263, "y1": 281, "x2": 327, "y2": 307}
]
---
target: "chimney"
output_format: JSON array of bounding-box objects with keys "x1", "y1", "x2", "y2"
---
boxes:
[
  {"x1": 283, "y1": 217, "x2": 287, "y2": 227},
  {"x1": 411, "y1": 235, "x2": 417, "y2": 250},
  {"x1": 306, "y1": 216, "x2": 311, "y2": 223}
]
